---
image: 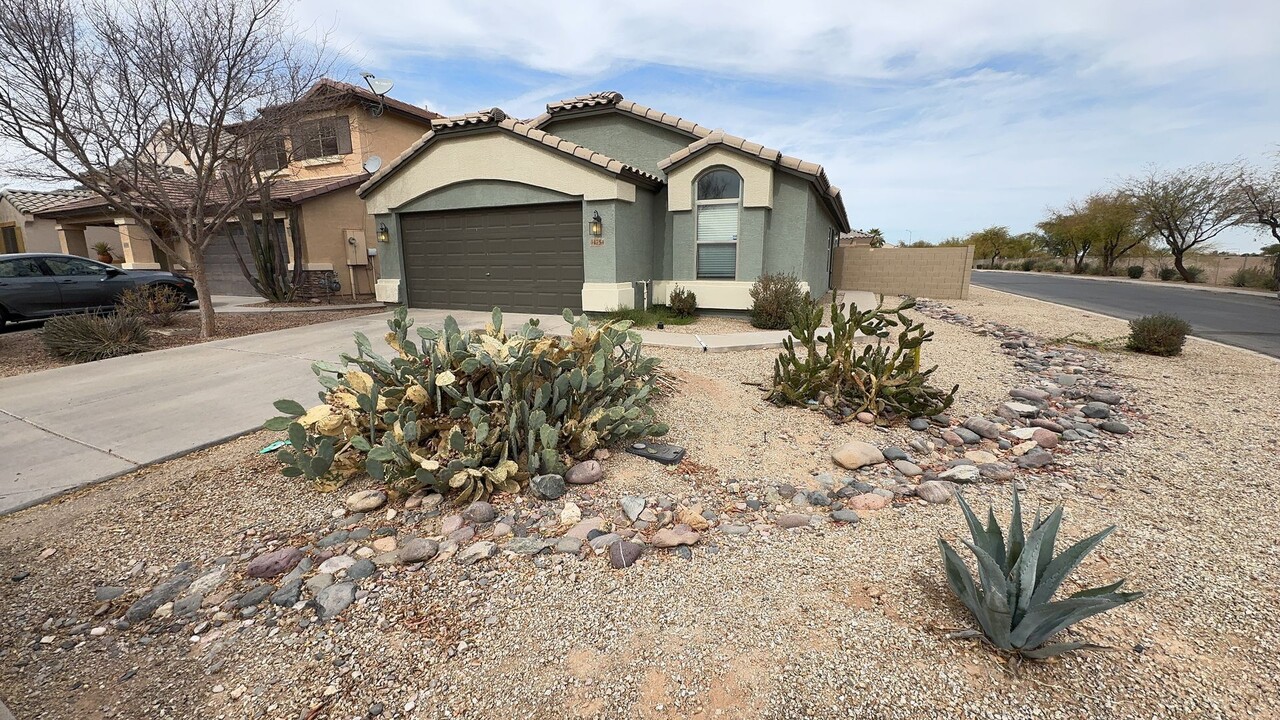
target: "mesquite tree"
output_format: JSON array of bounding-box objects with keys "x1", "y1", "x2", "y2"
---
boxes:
[
  {"x1": 1121, "y1": 163, "x2": 1243, "y2": 283},
  {"x1": 0, "y1": 0, "x2": 331, "y2": 336},
  {"x1": 1237, "y1": 160, "x2": 1280, "y2": 283}
]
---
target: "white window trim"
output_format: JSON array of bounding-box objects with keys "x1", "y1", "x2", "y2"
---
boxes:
[{"x1": 694, "y1": 178, "x2": 742, "y2": 281}]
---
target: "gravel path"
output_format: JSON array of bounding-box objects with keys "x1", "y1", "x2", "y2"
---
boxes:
[{"x1": 0, "y1": 287, "x2": 1276, "y2": 719}]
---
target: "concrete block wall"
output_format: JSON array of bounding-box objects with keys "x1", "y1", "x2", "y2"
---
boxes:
[{"x1": 832, "y1": 245, "x2": 974, "y2": 299}]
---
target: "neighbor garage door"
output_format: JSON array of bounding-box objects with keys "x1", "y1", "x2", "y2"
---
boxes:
[
  {"x1": 401, "y1": 202, "x2": 583, "y2": 314},
  {"x1": 202, "y1": 232, "x2": 259, "y2": 296}
]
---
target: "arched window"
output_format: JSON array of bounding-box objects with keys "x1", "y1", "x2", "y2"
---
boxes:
[{"x1": 695, "y1": 168, "x2": 741, "y2": 279}]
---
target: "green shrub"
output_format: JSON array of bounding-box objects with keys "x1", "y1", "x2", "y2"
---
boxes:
[
  {"x1": 1126, "y1": 265, "x2": 1144, "y2": 279},
  {"x1": 117, "y1": 284, "x2": 185, "y2": 327},
  {"x1": 41, "y1": 312, "x2": 150, "y2": 362},
  {"x1": 1185, "y1": 265, "x2": 1205, "y2": 283},
  {"x1": 667, "y1": 285, "x2": 697, "y2": 317},
  {"x1": 748, "y1": 272, "x2": 806, "y2": 329},
  {"x1": 1074, "y1": 261, "x2": 1093, "y2": 275},
  {"x1": 1227, "y1": 267, "x2": 1278, "y2": 290},
  {"x1": 1126, "y1": 313, "x2": 1191, "y2": 356},
  {"x1": 938, "y1": 489, "x2": 1142, "y2": 662},
  {"x1": 770, "y1": 296, "x2": 957, "y2": 422},
  {"x1": 1049, "y1": 262, "x2": 1064, "y2": 273},
  {"x1": 265, "y1": 307, "x2": 668, "y2": 500},
  {"x1": 1020, "y1": 259, "x2": 1037, "y2": 272},
  {"x1": 600, "y1": 306, "x2": 694, "y2": 327},
  {"x1": 1157, "y1": 266, "x2": 1177, "y2": 281}
]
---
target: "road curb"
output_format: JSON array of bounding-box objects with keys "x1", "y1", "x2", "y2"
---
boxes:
[
  {"x1": 974, "y1": 287, "x2": 1280, "y2": 364},
  {"x1": 974, "y1": 269, "x2": 1277, "y2": 299}
]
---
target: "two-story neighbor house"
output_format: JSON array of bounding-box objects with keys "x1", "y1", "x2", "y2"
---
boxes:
[
  {"x1": 37, "y1": 79, "x2": 440, "y2": 297},
  {"x1": 358, "y1": 91, "x2": 850, "y2": 313}
]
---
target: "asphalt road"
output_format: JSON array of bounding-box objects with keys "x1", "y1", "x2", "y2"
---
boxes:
[{"x1": 970, "y1": 270, "x2": 1280, "y2": 358}]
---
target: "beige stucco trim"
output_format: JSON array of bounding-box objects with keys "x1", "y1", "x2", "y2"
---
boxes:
[
  {"x1": 652, "y1": 279, "x2": 809, "y2": 311},
  {"x1": 286, "y1": 262, "x2": 335, "y2": 271},
  {"x1": 666, "y1": 147, "x2": 774, "y2": 212},
  {"x1": 364, "y1": 132, "x2": 632, "y2": 214},
  {"x1": 581, "y1": 282, "x2": 635, "y2": 312},
  {"x1": 375, "y1": 278, "x2": 401, "y2": 303}
]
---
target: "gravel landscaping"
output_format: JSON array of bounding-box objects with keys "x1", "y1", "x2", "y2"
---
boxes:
[
  {"x1": 0, "y1": 286, "x2": 1276, "y2": 719},
  {"x1": 0, "y1": 308, "x2": 388, "y2": 379}
]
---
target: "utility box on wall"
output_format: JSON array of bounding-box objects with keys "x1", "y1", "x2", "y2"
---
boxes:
[{"x1": 344, "y1": 229, "x2": 368, "y2": 266}]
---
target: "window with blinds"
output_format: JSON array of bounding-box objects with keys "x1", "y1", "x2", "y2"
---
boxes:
[{"x1": 695, "y1": 169, "x2": 742, "y2": 280}]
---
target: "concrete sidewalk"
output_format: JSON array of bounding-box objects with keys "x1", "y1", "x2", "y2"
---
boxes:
[{"x1": 0, "y1": 299, "x2": 878, "y2": 516}]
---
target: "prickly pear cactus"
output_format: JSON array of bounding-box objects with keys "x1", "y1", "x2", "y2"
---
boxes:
[
  {"x1": 770, "y1": 296, "x2": 958, "y2": 424},
  {"x1": 266, "y1": 307, "x2": 668, "y2": 500}
]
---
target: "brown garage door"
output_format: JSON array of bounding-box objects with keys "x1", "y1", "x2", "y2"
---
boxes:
[{"x1": 401, "y1": 202, "x2": 583, "y2": 313}]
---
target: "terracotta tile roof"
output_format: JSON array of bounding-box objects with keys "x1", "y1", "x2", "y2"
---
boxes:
[
  {"x1": 358, "y1": 110, "x2": 663, "y2": 197},
  {"x1": 657, "y1": 130, "x2": 850, "y2": 232},
  {"x1": 34, "y1": 172, "x2": 370, "y2": 218},
  {"x1": 0, "y1": 188, "x2": 95, "y2": 215},
  {"x1": 528, "y1": 91, "x2": 712, "y2": 139},
  {"x1": 303, "y1": 78, "x2": 441, "y2": 126}
]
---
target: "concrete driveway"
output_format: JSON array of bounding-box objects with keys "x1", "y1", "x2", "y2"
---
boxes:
[
  {"x1": 972, "y1": 270, "x2": 1280, "y2": 358},
  {"x1": 0, "y1": 308, "x2": 574, "y2": 515}
]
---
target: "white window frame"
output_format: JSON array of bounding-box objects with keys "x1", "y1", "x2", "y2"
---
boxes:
[{"x1": 695, "y1": 168, "x2": 742, "y2": 280}]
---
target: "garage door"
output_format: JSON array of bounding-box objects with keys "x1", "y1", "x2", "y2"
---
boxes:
[
  {"x1": 203, "y1": 232, "x2": 260, "y2": 296},
  {"x1": 401, "y1": 202, "x2": 583, "y2": 314}
]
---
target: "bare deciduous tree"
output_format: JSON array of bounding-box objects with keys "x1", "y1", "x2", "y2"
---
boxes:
[
  {"x1": 1237, "y1": 158, "x2": 1280, "y2": 283},
  {"x1": 1120, "y1": 163, "x2": 1243, "y2": 283},
  {"x1": 0, "y1": 0, "x2": 332, "y2": 336}
]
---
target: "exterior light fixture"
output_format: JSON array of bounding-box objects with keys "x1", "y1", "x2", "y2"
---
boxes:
[
  {"x1": 589, "y1": 211, "x2": 603, "y2": 240},
  {"x1": 376, "y1": 222, "x2": 389, "y2": 242}
]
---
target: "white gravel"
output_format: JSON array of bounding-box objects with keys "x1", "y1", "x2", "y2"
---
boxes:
[{"x1": 0, "y1": 286, "x2": 1277, "y2": 719}]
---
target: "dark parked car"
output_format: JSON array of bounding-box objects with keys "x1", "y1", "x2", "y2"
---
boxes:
[{"x1": 0, "y1": 253, "x2": 197, "y2": 327}]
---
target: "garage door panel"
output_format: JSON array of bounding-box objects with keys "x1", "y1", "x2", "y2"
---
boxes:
[{"x1": 401, "y1": 202, "x2": 583, "y2": 314}]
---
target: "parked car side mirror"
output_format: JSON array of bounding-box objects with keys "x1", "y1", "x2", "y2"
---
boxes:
[{"x1": 103, "y1": 267, "x2": 124, "y2": 278}]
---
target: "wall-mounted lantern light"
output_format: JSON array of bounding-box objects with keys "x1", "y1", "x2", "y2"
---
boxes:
[
  {"x1": 376, "y1": 222, "x2": 389, "y2": 243},
  {"x1": 589, "y1": 211, "x2": 603, "y2": 240}
]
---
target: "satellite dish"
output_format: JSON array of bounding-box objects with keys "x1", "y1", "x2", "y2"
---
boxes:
[
  {"x1": 366, "y1": 78, "x2": 394, "y2": 97},
  {"x1": 362, "y1": 155, "x2": 382, "y2": 173}
]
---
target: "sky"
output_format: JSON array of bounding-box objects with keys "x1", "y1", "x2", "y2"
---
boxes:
[{"x1": 8, "y1": 0, "x2": 1280, "y2": 252}]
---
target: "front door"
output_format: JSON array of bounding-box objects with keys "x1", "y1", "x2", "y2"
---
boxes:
[
  {"x1": 0, "y1": 256, "x2": 62, "y2": 317},
  {"x1": 41, "y1": 256, "x2": 132, "y2": 311}
]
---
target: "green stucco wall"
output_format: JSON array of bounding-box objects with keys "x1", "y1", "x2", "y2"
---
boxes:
[
  {"x1": 392, "y1": 179, "x2": 577, "y2": 213},
  {"x1": 541, "y1": 113, "x2": 696, "y2": 176}
]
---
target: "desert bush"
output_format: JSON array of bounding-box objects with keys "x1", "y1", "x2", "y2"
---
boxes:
[
  {"x1": 117, "y1": 284, "x2": 185, "y2": 327},
  {"x1": 265, "y1": 307, "x2": 668, "y2": 501},
  {"x1": 938, "y1": 489, "x2": 1142, "y2": 663},
  {"x1": 770, "y1": 296, "x2": 958, "y2": 422},
  {"x1": 1020, "y1": 259, "x2": 1037, "y2": 272},
  {"x1": 748, "y1": 272, "x2": 806, "y2": 329},
  {"x1": 667, "y1": 285, "x2": 697, "y2": 317},
  {"x1": 1157, "y1": 266, "x2": 1177, "y2": 281},
  {"x1": 1126, "y1": 265, "x2": 1144, "y2": 279},
  {"x1": 1126, "y1": 313, "x2": 1190, "y2": 356},
  {"x1": 1074, "y1": 261, "x2": 1093, "y2": 275},
  {"x1": 41, "y1": 312, "x2": 150, "y2": 362},
  {"x1": 1228, "y1": 267, "x2": 1278, "y2": 290},
  {"x1": 1185, "y1": 265, "x2": 1205, "y2": 282}
]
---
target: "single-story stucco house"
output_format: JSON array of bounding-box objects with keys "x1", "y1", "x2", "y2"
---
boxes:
[
  {"x1": 0, "y1": 189, "x2": 120, "y2": 258},
  {"x1": 358, "y1": 91, "x2": 851, "y2": 312}
]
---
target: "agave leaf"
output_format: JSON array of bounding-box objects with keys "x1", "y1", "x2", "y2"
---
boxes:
[
  {"x1": 1011, "y1": 594, "x2": 1139, "y2": 650},
  {"x1": 1069, "y1": 579, "x2": 1128, "y2": 598},
  {"x1": 957, "y1": 495, "x2": 1003, "y2": 569},
  {"x1": 1019, "y1": 641, "x2": 1096, "y2": 659},
  {"x1": 1031, "y1": 506, "x2": 1064, "y2": 580},
  {"x1": 1028, "y1": 525, "x2": 1116, "y2": 607},
  {"x1": 1011, "y1": 517, "x2": 1048, "y2": 626},
  {"x1": 1006, "y1": 487, "x2": 1025, "y2": 569},
  {"x1": 963, "y1": 539, "x2": 1011, "y2": 610}
]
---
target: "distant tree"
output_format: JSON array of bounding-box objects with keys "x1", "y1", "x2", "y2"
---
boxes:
[
  {"x1": 1236, "y1": 159, "x2": 1280, "y2": 282},
  {"x1": 1087, "y1": 193, "x2": 1147, "y2": 272},
  {"x1": 1037, "y1": 203, "x2": 1094, "y2": 273},
  {"x1": 1006, "y1": 232, "x2": 1039, "y2": 259},
  {"x1": 867, "y1": 228, "x2": 886, "y2": 248},
  {"x1": 937, "y1": 237, "x2": 969, "y2": 247},
  {"x1": 965, "y1": 226, "x2": 1013, "y2": 265},
  {"x1": 1121, "y1": 163, "x2": 1244, "y2": 283}
]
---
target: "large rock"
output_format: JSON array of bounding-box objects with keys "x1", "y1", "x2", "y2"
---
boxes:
[
  {"x1": 1031, "y1": 428, "x2": 1059, "y2": 449},
  {"x1": 345, "y1": 490, "x2": 387, "y2": 513},
  {"x1": 313, "y1": 582, "x2": 356, "y2": 620},
  {"x1": 1001, "y1": 401, "x2": 1039, "y2": 417},
  {"x1": 847, "y1": 494, "x2": 891, "y2": 511},
  {"x1": 398, "y1": 538, "x2": 439, "y2": 564},
  {"x1": 651, "y1": 524, "x2": 700, "y2": 548},
  {"x1": 456, "y1": 541, "x2": 498, "y2": 565},
  {"x1": 462, "y1": 501, "x2": 496, "y2": 524},
  {"x1": 832, "y1": 441, "x2": 885, "y2": 470},
  {"x1": 246, "y1": 547, "x2": 302, "y2": 579},
  {"x1": 565, "y1": 460, "x2": 604, "y2": 485},
  {"x1": 124, "y1": 576, "x2": 191, "y2": 622},
  {"x1": 1088, "y1": 389, "x2": 1124, "y2": 405},
  {"x1": 608, "y1": 540, "x2": 644, "y2": 569},
  {"x1": 963, "y1": 418, "x2": 1002, "y2": 440},
  {"x1": 776, "y1": 513, "x2": 814, "y2": 529},
  {"x1": 1100, "y1": 420, "x2": 1130, "y2": 435},
  {"x1": 893, "y1": 460, "x2": 923, "y2": 477},
  {"x1": 939, "y1": 465, "x2": 980, "y2": 483},
  {"x1": 1082, "y1": 402, "x2": 1111, "y2": 419},
  {"x1": 530, "y1": 474, "x2": 566, "y2": 500},
  {"x1": 621, "y1": 496, "x2": 646, "y2": 522},
  {"x1": 1016, "y1": 449, "x2": 1054, "y2": 468},
  {"x1": 917, "y1": 480, "x2": 957, "y2": 504}
]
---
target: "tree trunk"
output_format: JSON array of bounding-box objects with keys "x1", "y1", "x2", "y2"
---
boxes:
[
  {"x1": 188, "y1": 244, "x2": 217, "y2": 338},
  {"x1": 1173, "y1": 252, "x2": 1192, "y2": 283}
]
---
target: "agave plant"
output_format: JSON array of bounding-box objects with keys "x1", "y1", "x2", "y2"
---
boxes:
[{"x1": 938, "y1": 490, "x2": 1142, "y2": 661}]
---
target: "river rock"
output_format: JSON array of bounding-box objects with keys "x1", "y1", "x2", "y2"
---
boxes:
[
  {"x1": 124, "y1": 576, "x2": 191, "y2": 622},
  {"x1": 776, "y1": 513, "x2": 814, "y2": 529},
  {"x1": 457, "y1": 541, "x2": 498, "y2": 565},
  {"x1": 608, "y1": 540, "x2": 643, "y2": 569},
  {"x1": 565, "y1": 460, "x2": 603, "y2": 485},
  {"x1": 893, "y1": 460, "x2": 923, "y2": 477},
  {"x1": 832, "y1": 441, "x2": 885, "y2": 469},
  {"x1": 917, "y1": 480, "x2": 957, "y2": 504},
  {"x1": 530, "y1": 474, "x2": 567, "y2": 500},
  {"x1": 1032, "y1": 428, "x2": 1059, "y2": 448},
  {"x1": 939, "y1": 465, "x2": 980, "y2": 483},
  {"x1": 1100, "y1": 420, "x2": 1130, "y2": 435},
  {"x1": 621, "y1": 496, "x2": 646, "y2": 522},
  {"x1": 345, "y1": 490, "x2": 386, "y2": 513},
  {"x1": 246, "y1": 547, "x2": 302, "y2": 579},
  {"x1": 652, "y1": 524, "x2": 700, "y2": 548},
  {"x1": 963, "y1": 418, "x2": 1002, "y2": 440},
  {"x1": 462, "y1": 501, "x2": 496, "y2": 524},
  {"x1": 313, "y1": 582, "x2": 356, "y2": 620},
  {"x1": 398, "y1": 538, "x2": 439, "y2": 564},
  {"x1": 847, "y1": 493, "x2": 891, "y2": 511}
]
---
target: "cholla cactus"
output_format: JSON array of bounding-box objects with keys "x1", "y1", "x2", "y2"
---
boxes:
[{"x1": 266, "y1": 307, "x2": 667, "y2": 500}]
